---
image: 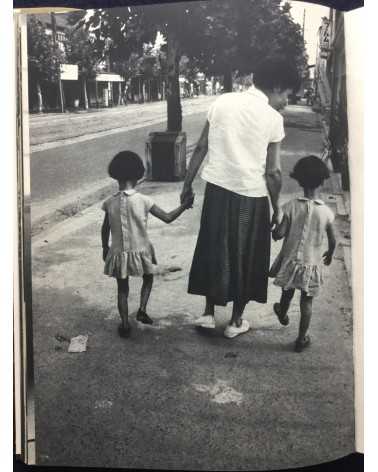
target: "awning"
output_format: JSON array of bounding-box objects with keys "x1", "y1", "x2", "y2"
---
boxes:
[{"x1": 95, "y1": 73, "x2": 124, "y2": 82}]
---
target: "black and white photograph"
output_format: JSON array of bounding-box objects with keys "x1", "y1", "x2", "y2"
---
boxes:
[{"x1": 13, "y1": 0, "x2": 363, "y2": 469}]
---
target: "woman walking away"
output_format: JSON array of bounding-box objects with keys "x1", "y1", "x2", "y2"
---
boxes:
[
  {"x1": 270, "y1": 155, "x2": 336, "y2": 352},
  {"x1": 181, "y1": 58, "x2": 297, "y2": 338},
  {"x1": 101, "y1": 151, "x2": 194, "y2": 338}
]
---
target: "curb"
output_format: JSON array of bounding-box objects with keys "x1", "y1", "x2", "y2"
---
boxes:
[
  {"x1": 317, "y1": 113, "x2": 352, "y2": 290},
  {"x1": 31, "y1": 142, "x2": 197, "y2": 237}
]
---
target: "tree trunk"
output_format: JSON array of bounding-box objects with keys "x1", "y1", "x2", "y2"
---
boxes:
[
  {"x1": 82, "y1": 78, "x2": 89, "y2": 110},
  {"x1": 95, "y1": 81, "x2": 99, "y2": 108},
  {"x1": 166, "y1": 31, "x2": 182, "y2": 132},
  {"x1": 118, "y1": 82, "x2": 122, "y2": 105},
  {"x1": 138, "y1": 78, "x2": 143, "y2": 103},
  {"x1": 143, "y1": 81, "x2": 147, "y2": 102},
  {"x1": 223, "y1": 67, "x2": 233, "y2": 93},
  {"x1": 36, "y1": 81, "x2": 43, "y2": 113}
]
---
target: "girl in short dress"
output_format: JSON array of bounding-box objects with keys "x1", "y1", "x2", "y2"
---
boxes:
[
  {"x1": 101, "y1": 151, "x2": 193, "y2": 338},
  {"x1": 269, "y1": 155, "x2": 336, "y2": 352}
]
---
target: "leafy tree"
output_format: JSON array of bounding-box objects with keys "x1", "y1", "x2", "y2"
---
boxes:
[
  {"x1": 27, "y1": 15, "x2": 63, "y2": 111},
  {"x1": 240, "y1": 1, "x2": 307, "y2": 91},
  {"x1": 65, "y1": 26, "x2": 101, "y2": 109},
  {"x1": 190, "y1": 0, "x2": 307, "y2": 92},
  {"x1": 83, "y1": 0, "x2": 307, "y2": 129},
  {"x1": 82, "y1": 3, "x2": 208, "y2": 131}
]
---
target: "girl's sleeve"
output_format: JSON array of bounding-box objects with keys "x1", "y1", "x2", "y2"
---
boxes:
[
  {"x1": 281, "y1": 200, "x2": 292, "y2": 220},
  {"x1": 327, "y1": 206, "x2": 335, "y2": 224},
  {"x1": 143, "y1": 195, "x2": 155, "y2": 213}
]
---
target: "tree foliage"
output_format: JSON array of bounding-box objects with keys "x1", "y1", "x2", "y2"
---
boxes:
[
  {"x1": 27, "y1": 15, "x2": 63, "y2": 84},
  {"x1": 64, "y1": 24, "x2": 100, "y2": 80},
  {"x1": 189, "y1": 0, "x2": 307, "y2": 91},
  {"x1": 81, "y1": 0, "x2": 308, "y2": 127},
  {"x1": 81, "y1": 3, "x2": 208, "y2": 131}
]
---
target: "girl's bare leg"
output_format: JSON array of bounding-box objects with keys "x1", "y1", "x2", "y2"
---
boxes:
[
  {"x1": 230, "y1": 301, "x2": 247, "y2": 327},
  {"x1": 299, "y1": 291, "x2": 313, "y2": 340},
  {"x1": 117, "y1": 278, "x2": 129, "y2": 329},
  {"x1": 280, "y1": 288, "x2": 295, "y2": 315},
  {"x1": 140, "y1": 274, "x2": 153, "y2": 312}
]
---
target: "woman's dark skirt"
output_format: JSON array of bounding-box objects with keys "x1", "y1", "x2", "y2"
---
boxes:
[{"x1": 188, "y1": 183, "x2": 271, "y2": 306}]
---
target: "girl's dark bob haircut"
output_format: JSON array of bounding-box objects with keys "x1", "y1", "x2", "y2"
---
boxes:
[
  {"x1": 290, "y1": 155, "x2": 330, "y2": 189},
  {"x1": 108, "y1": 151, "x2": 145, "y2": 182}
]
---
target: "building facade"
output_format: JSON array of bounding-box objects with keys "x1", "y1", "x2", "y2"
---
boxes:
[
  {"x1": 29, "y1": 13, "x2": 125, "y2": 112},
  {"x1": 315, "y1": 10, "x2": 349, "y2": 190}
]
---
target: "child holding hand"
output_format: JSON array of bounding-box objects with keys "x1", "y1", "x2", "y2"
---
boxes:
[
  {"x1": 101, "y1": 151, "x2": 194, "y2": 338},
  {"x1": 270, "y1": 155, "x2": 336, "y2": 352}
]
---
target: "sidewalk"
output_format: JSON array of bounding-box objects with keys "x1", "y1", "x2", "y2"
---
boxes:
[
  {"x1": 30, "y1": 96, "x2": 213, "y2": 235},
  {"x1": 31, "y1": 106, "x2": 355, "y2": 469}
]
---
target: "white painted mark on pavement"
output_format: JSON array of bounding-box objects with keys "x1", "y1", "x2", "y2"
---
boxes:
[
  {"x1": 192, "y1": 379, "x2": 243, "y2": 405},
  {"x1": 94, "y1": 400, "x2": 113, "y2": 409}
]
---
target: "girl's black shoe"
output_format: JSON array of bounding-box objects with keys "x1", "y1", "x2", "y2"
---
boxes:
[
  {"x1": 273, "y1": 303, "x2": 289, "y2": 326},
  {"x1": 136, "y1": 309, "x2": 153, "y2": 325},
  {"x1": 294, "y1": 335, "x2": 311, "y2": 352},
  {"x1": 118, "y1": 324, "x2": 131, "y2": 338}
]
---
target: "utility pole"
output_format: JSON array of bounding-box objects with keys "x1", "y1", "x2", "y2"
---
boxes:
[
  {"x1": 50, "y1": 12, "x2": 65, "y2": 113},
  {"x1": 302, "y1": 8, "x2": 306, "y2": 41}
]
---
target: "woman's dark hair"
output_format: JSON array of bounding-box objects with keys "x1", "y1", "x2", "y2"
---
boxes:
[
  {"x1": 253, "y1": 58, "x2": 300, "y2": 92},
  {"x1": 290, "y1": 155, "x2": 330, "y2": 189},
  {"x1": 108, "y1": 151, "x2": 145, "y2": 182}
]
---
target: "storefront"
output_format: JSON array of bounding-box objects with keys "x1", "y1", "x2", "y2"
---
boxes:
[{"x1": 89, "y1": 73, "x2": 125, "y2": 108}]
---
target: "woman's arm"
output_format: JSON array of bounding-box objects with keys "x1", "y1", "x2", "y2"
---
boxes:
[
  {"x1": 323, "y1": 221, "x2": 337, "y2": 265},
  {"x1": 180, "y1": 121, "x2": 209, "y2": 203},
  {"x1": 265, "y1": 142, "x2": 283, "y2": 229},
  {"x1": 150, "y1": 196, "x2": 194, "y2": 224},
  {"x1": 101, "y1": 212, "x2": 110, "y2": 261}
]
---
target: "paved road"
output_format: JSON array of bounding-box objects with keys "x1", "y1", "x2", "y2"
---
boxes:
[
  {"x1": 31, "y1": 111, "x2": 208, "y2": 204},
  {"x1": 29, "y1": 96, "x2": 216, "y2": 149},
  {"x1": 31, "y1": 105, "x2": 354, "y2": 469},
  {"x1": 30, "y1": 103, "x2": 319, "y2": 227}
]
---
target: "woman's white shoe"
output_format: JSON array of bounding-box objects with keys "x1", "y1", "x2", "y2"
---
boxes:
[
  {"x1": 194, "y1": 315, "x2": 216, "y2": 329},
  {"x1": 224, "y1": 319, "x2": 250, "y2": 338}
]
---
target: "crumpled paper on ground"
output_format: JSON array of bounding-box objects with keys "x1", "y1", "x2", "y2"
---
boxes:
[{"x1": 68, "y1": 335, "x2": 88, "y2": 352}]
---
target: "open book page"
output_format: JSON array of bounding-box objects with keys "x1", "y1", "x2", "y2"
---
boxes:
[
  {"x1": 344, "y1": 7, "x2": 364, "y2": 454},
  {"x1": 13, "y1": 0, "x2": 363, "y2": 469}
]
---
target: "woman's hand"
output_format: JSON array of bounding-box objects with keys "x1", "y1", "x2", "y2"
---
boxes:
[
  {"x1": 182, "y1": 194, "x2": 195, "y2": 209},
  {"x1": 272, "y1": 228, "x2": 280, "y2": 242},
  {"x1": 270, "y1": 207, "x2": 283, "y2": 230},
  {"x1": 180, "y1": 185, "x2": 194, "y2": 205}
]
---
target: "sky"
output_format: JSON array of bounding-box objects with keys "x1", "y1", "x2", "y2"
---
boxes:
[{"x1": 288, "y1": 1, "x2": 330, "y2": 65}]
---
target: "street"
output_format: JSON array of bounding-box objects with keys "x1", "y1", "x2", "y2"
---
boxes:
[
  {"x1": 30, "y1": 96, "x2": 215, "y2": 228},
  {"x1": 30, "y1": 104, "x2": 355, "y2": 469}
]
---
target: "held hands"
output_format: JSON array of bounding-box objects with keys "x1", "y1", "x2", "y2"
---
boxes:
[
  {"x1": 182, "y1": 194, "x2": 195, "y2": 209},
  {"x1": 271, "y1": 227, "x2": 281, "y2": 242},
  {"x1": 270, "y1": 207, "x2": 283, "y2": 232},
  {"x1": 322, "y1": 250, "x2": 333, "y2": 266},
  {"x1": 180, "y1": 185, "x2": 195, "y2": 209}
]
